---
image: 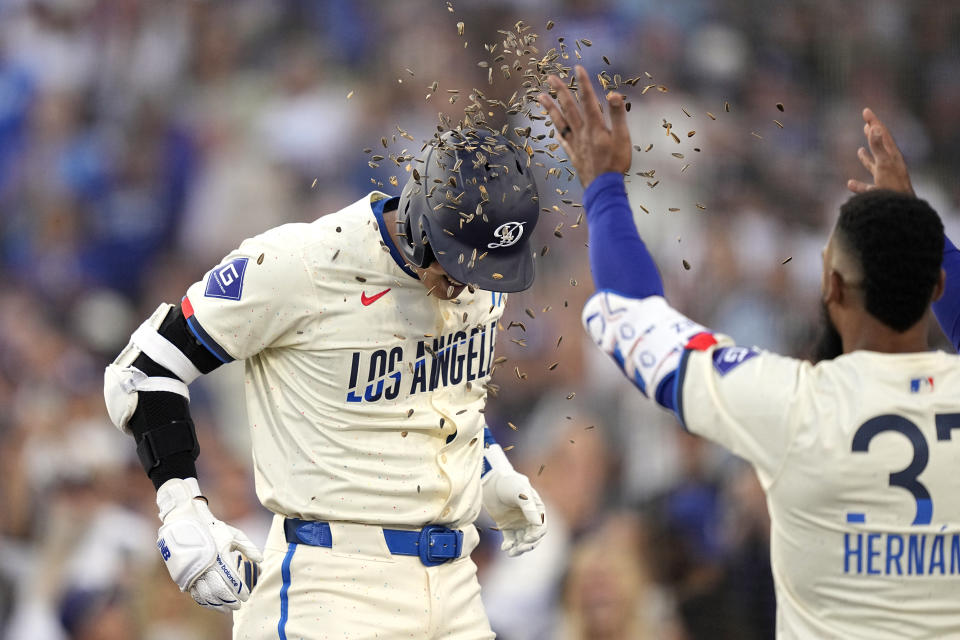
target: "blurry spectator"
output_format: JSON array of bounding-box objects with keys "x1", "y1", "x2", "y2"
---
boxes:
[{"x1": 556, "y1": 512, "x2": 683, "y2": 640}]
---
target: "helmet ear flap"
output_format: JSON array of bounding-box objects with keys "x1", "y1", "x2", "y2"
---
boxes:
[{"x1": 395, "y1": 190, "x2": 431, "y2": 268}]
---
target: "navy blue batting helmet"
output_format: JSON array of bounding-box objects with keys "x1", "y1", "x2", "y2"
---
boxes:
[{"x1": 396, "y1": 129, "x2": 540, "y2": 292}]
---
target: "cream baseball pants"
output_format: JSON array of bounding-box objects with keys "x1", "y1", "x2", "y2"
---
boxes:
[{"x1": 233, "y1": 515, "x2": 494, "y2": 639}]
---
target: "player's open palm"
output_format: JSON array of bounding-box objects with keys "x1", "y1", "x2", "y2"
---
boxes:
[
  {"x1": 483, "y1": 470, "x2": 547, "y2": 557},
  {"x1": 847, "y1": 108, "x2": 914, "y2": 196},
  {"x1": 538, "y1": 65, "x2": 632, "y2": 188}
]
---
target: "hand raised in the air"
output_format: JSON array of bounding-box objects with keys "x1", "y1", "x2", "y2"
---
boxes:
[
  {"x1": 847, "y1": 108, "x2": 914, "y2": 196},
  {"x1": 538, "y1": 65, "x2": 632, "y2": 188}
]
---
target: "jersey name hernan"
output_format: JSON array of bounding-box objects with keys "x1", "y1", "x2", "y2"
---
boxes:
[
  {"x1": 679, "y1": 346, "x2": 960, "y2": 639},
  {"x1": 183, "y1": 193, "x2": 506, "y2": 529}
]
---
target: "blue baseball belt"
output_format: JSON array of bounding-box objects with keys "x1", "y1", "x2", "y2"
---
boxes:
[{"x1": 282, "y1": 518, "x2": 464, "y2": 567}]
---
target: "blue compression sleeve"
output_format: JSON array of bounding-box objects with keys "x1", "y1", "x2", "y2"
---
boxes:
[
  {"x1": 584, "y1": 172, "x2": 680, "y2": 413},
  {"x1": 933, "y1": 234, "x2": 960, "y2": 352},
  {"x1": 583, "y1": 172, "x2": 664, "y2": 298}
]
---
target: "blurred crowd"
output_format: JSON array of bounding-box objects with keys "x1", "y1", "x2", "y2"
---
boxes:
[{"x1": 0, "y1": 0, "x2": 957, "y2": 638}]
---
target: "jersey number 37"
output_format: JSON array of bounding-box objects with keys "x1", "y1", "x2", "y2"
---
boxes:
[{"x1": 849, "y1": 413, "x2": 960, "y2": 526}]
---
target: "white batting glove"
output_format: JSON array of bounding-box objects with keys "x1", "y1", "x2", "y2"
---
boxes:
[
  {"x1": 482, "y1": 444, "x2": 547, "y2": 557},
  {"x1": 156, "y1": 478, "x2": 263, "y2": 612}
]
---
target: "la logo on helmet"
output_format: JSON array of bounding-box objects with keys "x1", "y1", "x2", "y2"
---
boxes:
[{"x1": 488, "y1": 222, "x2": 525, "y2": 249}]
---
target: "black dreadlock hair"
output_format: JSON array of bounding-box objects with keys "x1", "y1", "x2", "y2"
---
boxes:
[{"x1": 834, "y1": 189, "x2": 943, "y2": 332}]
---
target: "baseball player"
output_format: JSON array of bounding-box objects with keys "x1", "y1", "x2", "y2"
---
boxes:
[
  {"x1": 540, "y1": 66, "x2": 960, "y2": 639},
  {"x1": 103, "y1": 128, "x2": 547, "y2": 639},
  {"x1": 846, "y1": 107, "x2": 960, "y2": 355}
]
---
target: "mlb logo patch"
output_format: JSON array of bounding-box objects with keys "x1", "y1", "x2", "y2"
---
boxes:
[
  {"x1": 204, "y1": 257, "x2": 248, "y2": 301},
  {"x1": 910, "y1": 377, "x2": 934, "y2": 393}
]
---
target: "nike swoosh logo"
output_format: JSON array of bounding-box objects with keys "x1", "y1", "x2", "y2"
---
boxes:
[{"x1": 361, "y1": 288, "x2": 391, "y2": 306}]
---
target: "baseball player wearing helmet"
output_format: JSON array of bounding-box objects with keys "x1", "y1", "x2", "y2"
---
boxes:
[
  {"x1": 540, "y1": 66, "x2": 960, "y2": 639},
  {"x1": 104, "y1": 128, "x2": 547, "y2": 639}
]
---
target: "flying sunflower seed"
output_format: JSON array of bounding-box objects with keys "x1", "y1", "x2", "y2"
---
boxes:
[
  {"x1": 257, "y1": 253, "x2": 264, "y2": 265},
  {"x1": 782, "y1": 256, "x2": 793, "y2": 264},
  {"x1": 706, "y1": 112, "x2": 716, "y2": 120},
  {"x1": 546, "y1": 20, "x2": 554, "y2": 30},
  {"x1": 457, "y1": 21, "x2": 464, "y2": 36},
  {"x1": 525, "y1": 308, "x2": 535, "y2": 318},
  {"x1": 508, "y1": 422, "x2": 518, "y2": 431},
  {"x1": 774, "y1": 119, "x2": 784, "y2": 128},
  {"x1": 687, "y1": 130, "x2": 695, "y2": 137},
  {"x1": 724, "y1": 101, "x2": 731, "y2": 112},
  {"x1": 776, "y1": 102, "x2": 785, "y2": 112},
  {"x1": 682, "y1": 259, "x2": 691, "y2": 270},
  {"x1": 548, "y1": 362, "x2": 558, "y2": 371}
]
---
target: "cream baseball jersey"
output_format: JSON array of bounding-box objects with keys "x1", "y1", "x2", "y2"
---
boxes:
[
  {"x1": 584, "y1": 292, "x2": 960, "y2": 639},
  {"x1": 182, "y1": 192, "x2": 506, "y2": 529}
]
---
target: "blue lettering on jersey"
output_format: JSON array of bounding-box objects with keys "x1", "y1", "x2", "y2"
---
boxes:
[
  {"x1": 204, "y1": 257, "x2": 249, "y2": 301},
  {"x1": 711, "y1": 346, "x2": 759, "y2": 376},
  {"x1": 345, "y1": 321, "x2": 497, "y2": 403},
  {"x1": 843, "y1": 532, "x2": 960, "y2": 576}
]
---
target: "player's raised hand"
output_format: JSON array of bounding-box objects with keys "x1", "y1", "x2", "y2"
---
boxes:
[
  {"x1": 847, "y1": 108, "x2": 914, "y2": 196},
  {"x1": 155, "y1": 478, "x2": 263, "y2": 612},
  {"x1": 538, "y1": 65, "x2": 631, "y2": 188}
]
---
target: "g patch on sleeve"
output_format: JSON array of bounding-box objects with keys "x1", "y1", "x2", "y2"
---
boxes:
[
  {"x1": 204, "y1": 257, "x2": 249, "y2": 301},
  {"x1": 711, "y1": 346, "x2": 759, "y2": 376}
]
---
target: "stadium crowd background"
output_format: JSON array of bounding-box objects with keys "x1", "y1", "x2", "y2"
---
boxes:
[{"x1": 0, "y1": 1, "x2": 958, "y2": 638}]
